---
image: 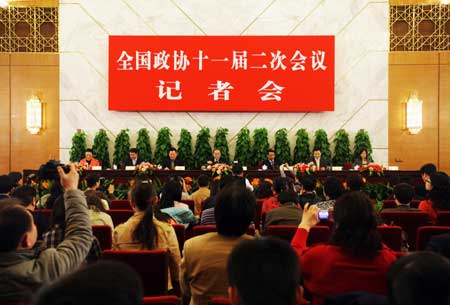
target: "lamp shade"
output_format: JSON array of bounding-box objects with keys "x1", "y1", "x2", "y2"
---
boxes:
[
  {"x1": 26, "y1": 97, "x2": 42, "y2": 135},
  {"x1": 406, "y1": 94, "x2": 422, "y2": 135}
]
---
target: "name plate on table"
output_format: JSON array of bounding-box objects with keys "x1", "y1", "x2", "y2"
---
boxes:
[
  {"x1": 332, "y1": 166, "x2": 343, "y2": 171},
  {"x1": 388, "y1": 166, "x2": 399, "y2": 171},
  {"x1": 242, "y1": 166, "x2": 247, "y2": 171},
  {"x1": 125, "y1": 166, "x2": 136, "y2": 171},
  {"x1": 91, "y1": 166, "x2": 102, "y2": 170},
  {"x1": 175, "y1": 166, "x2": 185, "y2": 170}
]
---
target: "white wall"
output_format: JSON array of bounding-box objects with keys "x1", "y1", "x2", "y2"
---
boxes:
[{"x1": 60, "y1": 0, "x2": 389, "y2": 165}]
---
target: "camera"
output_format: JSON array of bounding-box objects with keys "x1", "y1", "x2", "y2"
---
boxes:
[
  {"x1": 318, "y1": 210, "x2": 329, "y2": 220},
  {"x1": 38, "y1": 160, "x2": 70, "y2": 181}
]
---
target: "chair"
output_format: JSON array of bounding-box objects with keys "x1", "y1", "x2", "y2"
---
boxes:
[
  {"x1": 110, "y1": 199, "x2": 132, "y2": 210},
  {"x1": 411, "y1": 200, "x2": 420, "y2": 208},
  {"x1": 416, "y1": 226, "x2": 450, "y2": 250},
  {"x1": 437, "y1": 211, "x2": 450, "y2": 226},
  {"x1": 103, "y1": 250, "x2": 168, "y2": 296},
  {"x1": 209, "y1": 298, "x2": 230, "y2": 305},
  {"x1": 264, "y1": 225, "x2": 330, "y2": 246},
  {"x1": 382, "y1": 200, "x2": 397, "y2": 209},
  {"x1": 180, "y1": 200, "x2": 195, "y2": 214},
  {"x1": 142, "y1": 296, "x2": 180, "y2": 305},
  {"x1": 106, "y1": 210, "x2": 134, "y2": 227},
  {"x1": 192, "y1": 225, "x2": 255, "y2": 237},
  {"x1": 380, "y1": 210, "x2": 430, "y2": 249},
  {"x1": 92, "y1": 225, "x2": 113, "y2": 250},
  {"x1": 377, "y1": 226, "x2": 402, "y2": 251},
  {"x1": 171, "y1": 224, "x2": 185, "y2": 253}
]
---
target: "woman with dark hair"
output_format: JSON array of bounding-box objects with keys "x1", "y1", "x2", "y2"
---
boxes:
[
  {"x1": 419, "y1": 171, "x2": 450, "y2": 223},
  {"x1": 291, "y1": 192, "x2": 396, "y2": 305},
  {"x1": 159, "y1": 181, "x2": 196, "y2": 226},
  {"x1": 113, "y1": 181, "x2": 180, "y2": 291},
  {"x1": 256, "y1": 180, "x2": 273, "y2": 200},
  {"x1": 86, "y1": 195, "x2": 114, "y2": 230},
  {"x1": 353, "y1": 148, "x2": 370, "y2": 168},
  {"x1": 42, "y1": 196, "x2": 102, "y2": 264}
]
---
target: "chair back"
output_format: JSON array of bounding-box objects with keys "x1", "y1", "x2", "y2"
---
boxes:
[
  {"x1": 92, "y1": 225, "x2": 113, "y2": 250},
  {"x1": 416, "y1": 226, "x2": 450, "y2": 250},
  {"x1": 110, "y1": 200, "x2": 132, "y2": 210},
  {"x1": 103, "y1": 250, "x2": 168, "y2": 296},
  {"x1": 437, "y1": 211, "x2": 450, "y2": 226},
  {"x1": 380, "y1": 211, "x2": 429, "y2": 249},
  {"x1": 382, "y1": 200, "x2": 397, "y2": 209},
  {"x1": 142, "y1": 296, "x2": 180, "y2": 305},
  {"x1": 377, "y1": 226, "x2": 402, "y2": 251},
  {"x1": 106, "y1": 210, "x2": 134, "y2": 226},
  {"x1": 265, "y1": 225, "x2": 330, "y2": 246},
  {"x1": 171, "y1": 224, "x2": 185, "y2": 253}
]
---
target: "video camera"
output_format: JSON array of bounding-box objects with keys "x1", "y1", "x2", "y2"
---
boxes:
[{"x1": 37, "y1": 160, "x2": 71, "y2": 181}]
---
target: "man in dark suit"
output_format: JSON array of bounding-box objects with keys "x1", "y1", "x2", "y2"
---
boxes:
[
  {"x1": 160, "y1": 147, "x2": 185, "y2": 170},
  {"x1": 384, "y1": 183, "x2": 420, "y2": 211},
  {"x1": 207, "y1": 148, "x2": 227, "y2": 165},
  {"x1": 261, "y1": 148, "x2": 279, "y2": 170},
  {"x1": 264, "y1": 190, "x2": 302, "y2": 232},
  {"x1": 309, "y1": 148, "x2": 330, "y2": 171},
  {"x1": 122, "y1": 148, "x2": 144, "y2": 169}
]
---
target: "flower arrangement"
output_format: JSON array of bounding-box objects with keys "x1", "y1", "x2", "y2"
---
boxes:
[
  {"x1": 136, "y1": 162, "x2": 156, "y2": 174},
  {"x1": 251, "y1": 178, "x2": 261, "y2": 187},
  {"x1": 208, "y1": 163, "x2": 232, "y2": 177},
  {"x1": 358, "y1": 163, "x2": 384, "y2": 176},
  {"x1": 293, "y1": 163, "x2": 316, "y2": 175}
]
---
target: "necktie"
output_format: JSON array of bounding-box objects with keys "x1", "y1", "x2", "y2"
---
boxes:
[{"x1": 171, "y1": 161, "x2": 174, "y2": 169}]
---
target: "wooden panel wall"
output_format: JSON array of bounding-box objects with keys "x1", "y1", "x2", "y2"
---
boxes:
[
  {"x1": 439, "y1": 53, "x2": 450, "y2": 173},
  {"x1": 0, "y1": 53, "x2": 59, "y2": 174},
  {"x1": 0, "y1": 54, "x2": 10, "y2": 174}
]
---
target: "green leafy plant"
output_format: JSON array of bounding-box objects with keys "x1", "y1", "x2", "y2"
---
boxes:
[
  {"x1": 274, "y1": 128, "x2": 291, "y2": 164},
  {"x1": 234, "y1": 127, "x2": 251, "y2": 166},
  {"x1": 353, "y1": 129, "x2": 373, "y2": 162},
  {"x1": 313, "y1": 129, "x2": 332, "y2": 161},
  {"x1": 194, "y1": 127, "x2": 212, "y2": 169},
  {"x1": 362, "y1": 183, "x2": 392, "y2": 212},
  {"x1": 92, "y1": 129, "x2": 111, "y2": 169},
  {"x1": 154, "y1": 127, "x2": 172, "y2": 164},
  {"x1": 113, "y1": 129, "x2": 131, "y2": 166},
  {"x1": 69, "y1": 129, "x2": 87, "y2": 162},
  {"x1": 136, "y1": 128, "x2": 152, "y2": 162},
  {"x1": 252, "y1": 128, "x2": 270, "y2": 167},
  {"x1": 177, "y1": 129, "x2": 194, "y2": 169},
  {"x1": 293, "y1": 129, "x2": 310, "y2": 164},
  {"x1": 214, "y1": 128, "x2": 230, "y2": 164},
  {"x1": 332, "y1": 129, "x2": 352, "y2": 166}
]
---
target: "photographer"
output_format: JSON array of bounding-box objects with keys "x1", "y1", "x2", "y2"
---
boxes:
[
  {"x1": 36, "y1": 161, "x2": 65, "y2": 209},
  {"x1": 0, "y1": 164, "x2": 93, "y2": 302}
]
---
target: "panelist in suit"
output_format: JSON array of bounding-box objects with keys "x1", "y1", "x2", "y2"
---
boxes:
[
  {"x1": 309, "y1": 148, "x2": 330, "y2": 171},
  {"x1": 261, "y1": 148, "x2": 279, "y2": 170},
  {"x1": 208, "y1": 148, "x2": 227, "y2": 165},
  {"x1": 161, "y1": 147, "x2": 185, "y2": 170},
  {"x1": 122, "y1": 148, "x2": 144, "y2": 169}
]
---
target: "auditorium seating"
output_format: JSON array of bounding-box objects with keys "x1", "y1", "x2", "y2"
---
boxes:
[
  {"x1": 106, "y1": 209, "x2": 134, "y2": 226},
  {"x1": 380, "y1": 210, "x2": 430, "y2": 249},
  {"x1": 103, "y1": 250, "x2": 169, "y2": 296},
  {"x1": 180, "y1": 199, "x2": 195, "y2": 214},
  {"x1": 172, "y1": 224, "x2": 185, "y2": 253},
  {"x1": 142, "y1": 296, "x2": 180, "y2": 305},
  {"x1": 254, "y1": 199, "x2": 263, "y2": 229},
  {"x1": 209, "y1": 298, "x2": 230, "y2": 305},
  {"x1": 192, "y1": 225, "x2": 255, "y2": 237},
  {"x1": 416, "y1": 226, "x2": 450, "y2": 250},
  {"x1": 265, "y1": 225, "x2": 331, "y2": 246},
  {"x1": 382, "y1": 200, "x2": 420, "y2": 210},
  {"x1": 437, "y1": 211, "x2": 450, "y2": 226},
  {"x1": 377, "y1": 226, "x2": 402, "y2": 251},
  {"x1": 110, "y1": 199, "x2": 132, "y2": 210},
  {"x1": 92, "y1": 225, "x2": 113, "y2": 250}
]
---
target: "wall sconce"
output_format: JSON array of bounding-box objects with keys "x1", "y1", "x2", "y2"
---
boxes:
[
  {"x1": 26, "y1": 96, "x2": 43, "y2": 135},
  {"x1": 406, "y1": 92, "x2": 423, "y2": 135}
]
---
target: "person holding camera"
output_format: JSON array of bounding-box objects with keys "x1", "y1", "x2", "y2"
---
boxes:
[
  {"x1": 291, "y1": 192, "x2": 396, "y2": 305},
  {"x1": 0, "y1": 164, "x2": 93, "y2": 303}
]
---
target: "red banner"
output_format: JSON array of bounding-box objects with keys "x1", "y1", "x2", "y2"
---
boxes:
[{"x1": 108, "y1": 35, "x2": 334, "y2": 112}]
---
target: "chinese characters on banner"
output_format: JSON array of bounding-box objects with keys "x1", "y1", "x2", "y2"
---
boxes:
[{"x1": 108, "y1": 36, "x2": 334, "y2": 112}]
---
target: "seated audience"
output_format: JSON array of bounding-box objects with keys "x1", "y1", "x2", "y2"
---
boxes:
[
  {"x1": 160, "y1": 181, "x2": 196, "y2": 226},
  {"x1": 419, "y1": 172, "x2": 450, "y2": 223},
  {"x1": 113, "y1": 181, "x2": 180, "y2": 290},
  {"x1": 42, "y1": 195, "x2": 102, "y2": 264},
  {"x1": 180, "y1": 183, "x2": 256, "y2": 305},
  {"x1": 261, "y1": 177, "x2": 289, "y2": 214},
  {"x1": 387, "y1": 252, "x2": 450, "y2": 305},
  {"x1": 161, "y1": 147, "x2": 185, "y2": 170},
  {"x1": 227, "y1": 237, "x2": 303, "y2": 305},
  {"x1": 84, "y1": 173, "x2": 110, "y2": 210},
  {"x1": 200, "y1": 175, "x2": 235, "y2": 226},
  {"x1": 11, "y1": 185, "x2": 48, "y2": 239},
  {"x1": 79, "y1": 148, "x2": 101, "y2": 170},
  {"x1": 0, "y1": 175, "x2": 13, "y2": 199},
  {"x1": 256, "y1": 180, "x2": 274, "y2": 200},
  {"x1": 419, "y1": 163, "x2": 437, "y2": 184},
  {"x1": 345, "y1": 173, "x2": 364, "y2": 192},
  {"x1": 291, "y1": 192, "x2": 396, "y2": 304},
  {"x1": 299, "y1": 176, "x2": 321, "y2": 208},
  {"x1": 0, "y1": 164, "x2": 92, "y2": 302},
  {"x1": 315, "y1": 176, "x2": 344, "y2": 210},
  {"x1": 385, "y1": 183, "x2": 418, "y2": 210},
  {"x1": 34, "y1": 261, "x2": 143, "y2": 305},
  {"x1": 38, "y1": 180, "x2": 64, "y2": 209},
  {"x1": 427, "y1": 233, "x2": 450, "y2": 259},
  {"x1": 122, "y1": 148, "x2": 144, "y2": 169},
  {"x1": 190, "y1": 174, "x2": 211, "y2": 216},
  {"x1": 8, "y1": 171, "x2": 23, "y2": 188},
  {"x1": 264, "y1": 190, "x2": 302, "y2": 231},
  {"x1": 86, "y1": 195, "x2": 114, "y2": 230},
  {"x1": 232, "y1": 163, "x2": 253, "y2": 191}
]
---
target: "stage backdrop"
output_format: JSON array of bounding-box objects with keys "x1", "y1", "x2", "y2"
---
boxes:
[{"x1": 60, "y1": 0, "x2": 388, "y2": 164}]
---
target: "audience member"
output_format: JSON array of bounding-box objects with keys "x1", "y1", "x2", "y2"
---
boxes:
[
  {"x1": 86, "y1": 195, "x2": 114, "y2": 230},
  {"x1": 419, "y1": 163, "x2": 437, "y2": 184},
  {"x1": 346, "y1": 173, "x2": 364, "y2": 191},
  {"x1": 299, "y1": 176, "x2": 321, "y2": 208},
  {"x1": 0, "y1": 175, "x2": 13, "y2": 199},
  {"x1": 160, "y1": 181, "x2": 196, "y2": 226},
  {"x1": 388, "y1": 183, "x2": 418, "y2": 210},
  {"x1": 200, "y1": 175, "x2": 235, "y2": 226},
  {"x1": 419, "y1": 172, "x2": 450, "y2": 223},
  {"x1": 113, "y1": 181, "x2": 180, "y2": 291},
  {"x1": 256, "y1": 180, "x2": 273, "y2": 200},
  {"x1": 84, "y1": 173, "x2": 110, "y2": 210},
  {"x1": 180, "y1": 183, "x2": 256, "y2": 305},
  {"x1": 291, "y1": 192, "x2": 396, "y2": 304},
  {"x1": 227, "y1": 237, "x2": 303, "y2": 305},
  {"x1": 261, "y1": 177, "x2": 289, "y2": 214},
  {"x1": 190, "y1": 175, "x2": 210, "y2": 216},
  {"x1": 387, "y1": 252, "x2": 450, "y2": 305},
  {"x1": 264, "y1": 190, "x2": 302, "y2": 231},
  {"x1": 232, "y1": 163, "x2": 253, "y2": 191},
  {"x1": 33, "y1": 261, "x2": 143, "y2": 305},
  {"x1": 8, "y1": 171, "x2": 23, "y2": 188},
  {"x1": 0, "y1": 164, "x2": 92, "y2": 302},
  {"x1": 315, "y1": 176, "x2": 344, "y2": 210}
]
